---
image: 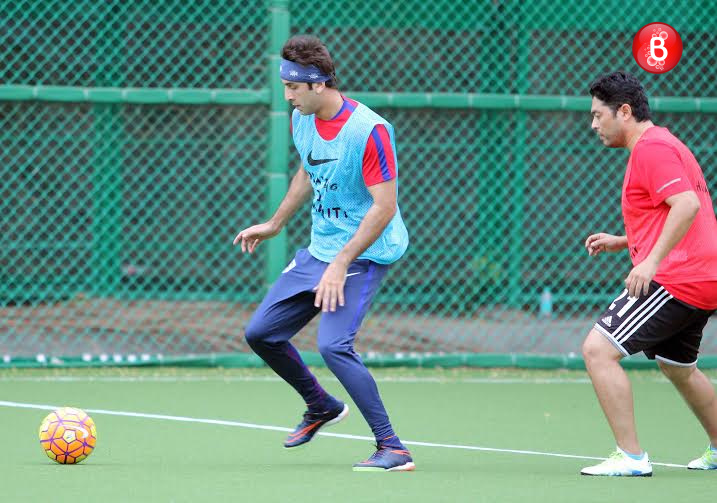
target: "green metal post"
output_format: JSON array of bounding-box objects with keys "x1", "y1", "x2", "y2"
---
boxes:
[
  {"x1": 508, "y1": 2, "x2": 528, "y2": 307},
  {"x1": 265, "y1": 0, "x2": 290, "y2": 289}
]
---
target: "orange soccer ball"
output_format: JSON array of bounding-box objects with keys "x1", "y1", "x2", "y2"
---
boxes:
[{"x1": 39, "y1": 407, "x2": 97, "y2": 464}]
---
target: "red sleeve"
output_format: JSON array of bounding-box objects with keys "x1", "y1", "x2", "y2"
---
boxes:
[
  {"x1": 633, "y1": 141, "x2": 692, "y2": 206},
  {"x1": 362, "y1": 124, "x2": 397, "y2": 186}
]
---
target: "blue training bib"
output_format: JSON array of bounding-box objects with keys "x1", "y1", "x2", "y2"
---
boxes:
[{"x1": 291, "y1": 103, "x2": 409, "y2": 264}]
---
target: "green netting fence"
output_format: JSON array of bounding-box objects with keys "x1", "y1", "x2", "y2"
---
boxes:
[{"x1": 2, "y1": 0, "x2": 717, "y2": 369}]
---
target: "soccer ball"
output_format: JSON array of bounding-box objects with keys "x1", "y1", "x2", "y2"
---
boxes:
[{"x1": 39, "y1": 407, "x2": 97, "y2": 464}]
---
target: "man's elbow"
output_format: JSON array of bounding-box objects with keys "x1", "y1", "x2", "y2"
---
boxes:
[
  {"x1": 670, "y1": 191, "x2": 701, "y2": 218},
  {"x1": 685, "y1": 192, "x2": 701, "y2": 217},
  {"x1": 376, "y1": 202, "x2": 397, "y2": 222}
]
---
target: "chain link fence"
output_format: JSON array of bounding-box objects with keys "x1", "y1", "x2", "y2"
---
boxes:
[{"x1": 2, "y1": 0, "x2": 717, "y2": 367}]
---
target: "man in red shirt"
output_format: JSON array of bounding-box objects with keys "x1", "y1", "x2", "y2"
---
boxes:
[{"x1": 581, "y1": 72, "x2": 717, "y2": 476}]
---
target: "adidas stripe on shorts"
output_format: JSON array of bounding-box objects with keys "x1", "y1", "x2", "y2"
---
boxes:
[{"x1": 594, "y1": 281, "x2": 715, "y2": 366}]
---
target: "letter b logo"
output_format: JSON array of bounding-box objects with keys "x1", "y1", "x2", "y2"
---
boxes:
[
  {"x1": 632, "y1": 23, "x2": 682, "y2": 73},
  {"x1": 650, "y1": 35, "x2": 668, "y2": 62}
]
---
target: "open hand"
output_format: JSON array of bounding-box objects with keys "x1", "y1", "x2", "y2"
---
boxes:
[
  {"x1": 625, "y1": 259, "x2": 658, "y2": 297},
  {"x1": 313, "y1": 261, "x2": 349, "y2": 312},
  {"x1": 233, "y1": 222, "x2": 280, "y2": 253},
  {"x1": 585, "y1": 233, "x2": 626, "y2": 256}
]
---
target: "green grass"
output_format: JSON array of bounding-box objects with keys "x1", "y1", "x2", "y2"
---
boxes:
[{"x1": 1, "y1": 367, "x2": 716, "y2": 502}]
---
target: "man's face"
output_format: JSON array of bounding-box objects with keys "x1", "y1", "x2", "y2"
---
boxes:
[
  {"x1": 283, "y1": 80, "x2": 319, "y2": 115},
  {"x1": 590, "y1": 97, "x2": 627, "y2": 148}
]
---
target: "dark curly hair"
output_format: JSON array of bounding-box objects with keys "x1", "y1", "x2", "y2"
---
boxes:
[{"x1": 589, "y1": 71, "x2": 651, "y2": 122}]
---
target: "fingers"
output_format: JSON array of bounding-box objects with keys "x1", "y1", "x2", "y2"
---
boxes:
[
  {"x1": 639, "y1": 278, "x2": 649, "y2": 296},
  {"x1": 630, "y1": 280, "x2": 647, "y2": 298},
  {"x1": 337, "y1": 288, "x2": 345, "y2": 309},
  {"x1": 625, "y1": 274, "x2": 649, "y2": 298},
  {"x1": 313, "y1": 283, "x2": 345, "y2": 312},
  {"x1": 587, "y1": 240, "x2": 605, "y2": 256},
  {"x1": 315, "y1": 285, "x2": 337, "y2": 313},
  {"x1": 233, "y1": 231, "x2": 249, "y2": 252},
  {"x1": 328, "y1": 288, "x2": 337, "y2": 312},
  {"x1": 586, "y1": 233, "x2": 615, "y2": 256},
  {"x1": 328, "y1": 286, "x2": 345, "y2": 312},
  {"x1": 590, "y1": 241, "x2": 608, "y2": 256},
  {"x1": 232, "y1": 231, "x2": 261, "y2": 253},
  {"x1": 584, "y1": 234, "x2": 599, "y2": 248},
  {"x1": 585, "y1": 234, "x2": 602, "y2": 256},
  {"x1": 314, "y1": 284, "x2": 323, "y2": 308},
  {"x1": 625, "y1": 276, "x2": 635, "y2": 298},
  {"x1": 625, "y1": 271, "x2": 640, "y2": 298}
]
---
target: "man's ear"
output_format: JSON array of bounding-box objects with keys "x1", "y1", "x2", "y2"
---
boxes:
[
  {"x1": 618, "y1": 103, "x2": 633, "y2": 120},
  {"x1": 313, "y1": 82, "x2": 327, "y2": 94}
]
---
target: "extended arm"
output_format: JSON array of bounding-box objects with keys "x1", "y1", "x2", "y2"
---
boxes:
[{"x1": 233, "y1": 166, "x2": 313, "y2": 253}]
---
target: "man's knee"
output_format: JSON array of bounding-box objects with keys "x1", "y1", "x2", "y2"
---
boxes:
[
  {"x1": 582, "y1": 329, "x2": 622, "y2": 365},
  {"x1": 244, "y1": 319, "x2": 267, "y2": 348},
  {"x1": 318, "y1": 339, "x2": 350, "y2": 362}
]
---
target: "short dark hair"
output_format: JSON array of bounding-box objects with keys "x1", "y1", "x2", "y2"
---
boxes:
[
  {"x1": 589, "y1": 72, "x2": 651, "y2": 121},
  {"x1": 281, "y1": 35, "x2": 338, "y2": 88}
]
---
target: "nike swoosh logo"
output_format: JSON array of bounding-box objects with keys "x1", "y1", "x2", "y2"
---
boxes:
[
  {"x1": 307, "y1": 151, "x2": 338, "y2": 166},
  {"x1": 346, "y1": 272, "x2": 362, "y2": 277}
]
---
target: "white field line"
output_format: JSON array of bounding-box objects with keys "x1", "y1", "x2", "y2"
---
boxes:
[
  {"x1": 0, "y1": 400, "x2": 686, "y2": 469},
  {"x1": 1, "y1": 374, "x2": 665, "y2": 384}
]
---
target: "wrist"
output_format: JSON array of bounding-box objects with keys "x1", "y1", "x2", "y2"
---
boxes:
[
  {"x1": 333, "y1": 252, "x2": 352, "y2": 268},
  {"x1": 644, "y1": 253, "x2": 661, "y2": 267},
  {"x1": 268, "y1": 217, "x2": 284, "y2": 233}
]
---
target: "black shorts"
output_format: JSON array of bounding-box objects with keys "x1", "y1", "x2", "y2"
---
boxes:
[{"x1": 594, "y1": 281, "x2": 715, "y2": 366}]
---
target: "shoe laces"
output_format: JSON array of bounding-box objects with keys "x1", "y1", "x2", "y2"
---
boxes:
[
  {"x1": 703, "y1": 446, "x2": 717, "y2": 461},
  {"x1": 602, "y1": 451, "x2": 625, "y2": 465},
  {"x1": 373, "y1": 444, "x2": 390, "y2": 457},
  {"x1": 607, "y1": 450, "x2": 646, "y2": 465},
  {"x1": 361, "y1": 444, "x2": 391, "y2": 463},
  {"x1": 301, "y1": 409, "x2": 328, "y2": 422},
  {"x1": 372, "y1": 443, "x2": 410, "y2": 458}
]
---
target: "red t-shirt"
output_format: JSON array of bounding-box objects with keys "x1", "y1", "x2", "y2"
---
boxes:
[
  {"x1": 291, "y1": 96, "x2": 396, "y2": 186},
  {"x1": 623, "y1": 126, "x2": 717, "y2": 309}
]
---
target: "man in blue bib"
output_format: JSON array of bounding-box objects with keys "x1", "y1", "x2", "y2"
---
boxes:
[{"x1": 233, "y1": 35, "x2": 413, "y2": 472}]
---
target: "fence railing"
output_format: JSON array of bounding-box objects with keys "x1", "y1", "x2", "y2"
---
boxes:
[{"x1": 2, "y1": 0, "x2": 716, "y2": 368}]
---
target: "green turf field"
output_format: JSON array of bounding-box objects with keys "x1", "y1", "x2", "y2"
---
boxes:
[{"x1": 2, "y1": 367, "x2": 715, "y2": 502}]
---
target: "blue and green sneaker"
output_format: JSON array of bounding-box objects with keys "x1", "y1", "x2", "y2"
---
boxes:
[{"x1": 688, "y1": 445, "x2": 717, "y2": 470}]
